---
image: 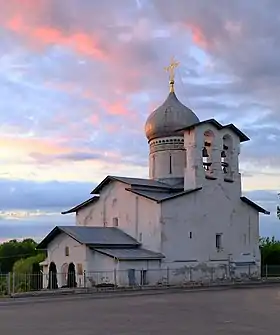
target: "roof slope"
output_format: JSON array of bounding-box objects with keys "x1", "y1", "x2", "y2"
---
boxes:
[
  {"x1": 93, "y1": 248, "x2": 165, "y2": 260},
  {"x1": 37, "y1": 226, "x2": 140, "y2": 249},
  {"x1": 240, "y1": 196, "x2": 270, "y2": 214},
  {"x1": 176, "y1": 118, "x2": 250, "y2": 142},
  {"x1": 62, "y1": 175, "x2": 184, "y2": 214},
  {"x1": 90, "y1": 175, "x2": 182, "y2": 195},
  {"x1": 125, "y1": 187, "x2": 202, "y2": 202},
  {"x1": 62, "y1": 196, "x2": 99, "y2": 214}
]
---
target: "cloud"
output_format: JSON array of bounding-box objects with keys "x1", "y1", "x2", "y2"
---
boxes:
[
  {"x1": 0, "y1": 0, "x2": 280, "y2": 239},
  {"x1": 0, "y1": 179, "x2": 93, "y2": 211}
]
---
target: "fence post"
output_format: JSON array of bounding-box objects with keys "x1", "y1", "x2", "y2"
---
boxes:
[
  {"x1": 114, "y1": 269, "x2": 117, "y2": 287},
  {"x1": 210, "y1": 267, "x2": 214, "y2": 283},
  {"x1": 12, "y1": 272, "x2": 15, "y2": 295},
  {"x1": 7, "y1": 273, "x2": 11, "y2": 296},
  {"x1": 166, "y1": 267, "x2": 170, "y2": 286},
  {"x1": 83, "y1": 270, "x2": 86, "y2": 288}
]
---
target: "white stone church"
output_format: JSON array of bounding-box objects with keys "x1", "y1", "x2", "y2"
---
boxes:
[{"x1": 38, "y1": 62, "x2": 269, "y2": 288}]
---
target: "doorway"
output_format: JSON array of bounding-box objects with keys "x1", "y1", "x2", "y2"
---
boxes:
[
  {"x1": 48, "y1": 262, "x2": 58, "y2": 289},
  {"x1": 67, "y1": 262, "x2": 76, "y2": 288},
  {"x1": 128, "y1": 269, "x2": 136, "y2": 286}
]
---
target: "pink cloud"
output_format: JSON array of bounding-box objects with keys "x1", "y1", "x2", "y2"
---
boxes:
[{"x1": 5, "y1": 14, "x2": 108, "y2": 60}]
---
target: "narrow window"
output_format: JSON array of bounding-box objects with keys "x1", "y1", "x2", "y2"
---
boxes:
[
  {"x1": 112, "y1": 217, "x2": 119, "y2": 227},
  {"x1": 169, "y1": 154, "x2": 172, "y2": 174},
  {"x1": 189, "y1": 232, "x2": 192, "y2": 239},
  {"x1": 65, "y1": 246, "x2": 69, "y2": 257},
  {"x1": 216, "y1": 234, "x2": 222, "y2": 250}
]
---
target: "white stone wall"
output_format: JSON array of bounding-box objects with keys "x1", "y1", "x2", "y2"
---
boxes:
[
  {"x1": 160, "y1": 183, "x2": 261, "y2": 277},
  {"x1": 148, "y1": 136, "x2": 185, "y2": 182},
  {"x1": 76, "y1": 181, "x2": 162, "y2": 252},
  {"x1": 116, "y1": 259, "x2": 162, "y2": 286},
  {"x1": 46, "y1": 232, "x2": 87, "y2": 287}
]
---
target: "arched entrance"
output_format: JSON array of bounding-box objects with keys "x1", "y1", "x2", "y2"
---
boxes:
[
  {"x1": 67, "y1": 262, "x2": 76, "y2": 288},
  {"x1": 31, "y1": 262, "x2": 43, "y2": 290},
  {"x1": 48, "y1": 262, "x2": 58, "y2": 289},
  {"x1": 61, "y1": 263, "x2": 68, "y2": 287}
]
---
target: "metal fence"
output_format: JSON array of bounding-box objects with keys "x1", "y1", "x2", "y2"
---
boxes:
[{"x1": 0, "y1": 265, "x2": 280, "y2": 297}]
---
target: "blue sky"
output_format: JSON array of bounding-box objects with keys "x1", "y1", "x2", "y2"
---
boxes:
[{"x1": 0, "y1": 0, "x2": 279, "y2": 241}]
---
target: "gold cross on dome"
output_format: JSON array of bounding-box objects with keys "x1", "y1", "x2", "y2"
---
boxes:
[{"x1": 164, "y1": 57, "x2": 180, "y2": 92}]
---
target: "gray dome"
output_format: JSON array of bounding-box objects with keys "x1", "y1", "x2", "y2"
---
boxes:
[{"x1": 145, "y1": 92, "x2": 200, "y2": 141}]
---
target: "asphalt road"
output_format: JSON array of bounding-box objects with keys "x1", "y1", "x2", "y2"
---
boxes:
[{"x1": 1, "y1": 287, "x2": 280, "y2": 334}]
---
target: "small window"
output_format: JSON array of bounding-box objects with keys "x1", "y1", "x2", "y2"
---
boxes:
[
  {"x1": 216, "y1": 234, "x2": 222, "y2": 250},
  {"x1": 65, "y1": 246, "x2": 69, "y2": 256},
  {"x1": 112, "y1": 217, "x2": 119, "y2": 227},
  {"x1": 189, "y1": 232, "x2": 192, "y2": 239}
]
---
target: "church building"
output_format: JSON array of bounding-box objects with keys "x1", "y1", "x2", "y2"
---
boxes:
[{"x1": 38, "y1": 59, "x2": 269, "y2": 288}]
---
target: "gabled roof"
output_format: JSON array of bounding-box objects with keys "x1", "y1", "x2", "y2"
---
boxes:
[
  {"x1": 90, "y1": 175, "x2": 181, "y2": 195},
  {"x1": 62, "y1": 175, "x2": 184, "y2": 214},
  {"x1": 240, "y1": 196, "x2": 270, "y2": 215},
  {"x1": 62, "y1": 196, "x2": 99, "y2": 214},
  {"x1": 92, "y1": 248, "x2": 165, "y2": 260},
  {"x1": 125, "y1": 187, "x2": 202, "y2": 203},
  {"x1": 37, "y1": 226, "x2": 140, "y2": 250},
  {"x1": 176, "y1": 118, "x2": 250, "y2": 142}
]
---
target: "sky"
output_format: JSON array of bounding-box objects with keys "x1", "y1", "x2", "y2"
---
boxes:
[{"x1": 0, "y1": 0, "x2": 279, "y2": 242}]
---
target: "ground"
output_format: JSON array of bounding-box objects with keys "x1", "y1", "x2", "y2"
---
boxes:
[{"x1": 1, "y1": 287, "x2": 280, "y2": 334}]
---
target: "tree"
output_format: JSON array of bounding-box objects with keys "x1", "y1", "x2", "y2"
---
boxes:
[
  {"x1": 259, "y1": 237, "x2": 280, "y2": 265},
  {"x1": 12, "y1": 253, "x2": 45, "y2": 291},
  {"x1": 0, "y1": 239, "x2": 40, "y2": 274}
]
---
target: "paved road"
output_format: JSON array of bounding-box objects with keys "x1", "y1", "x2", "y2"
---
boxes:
[{"x1": 1, "y1": 287, "x2": 280, "y2": 334}]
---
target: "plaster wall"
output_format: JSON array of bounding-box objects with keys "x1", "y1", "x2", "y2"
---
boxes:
[
  {"x1": 149, "y1": 136, "x2": 185, "y2": 181},
  {"x1": 46, "y1": 233, "x2": 87, "y2": 287},
  {"x1": 161, "y1": 182, "x2": 260, "y2": 269},
  {"x1": 76, "y1": 181, "x2": 162, "y2": 252}
]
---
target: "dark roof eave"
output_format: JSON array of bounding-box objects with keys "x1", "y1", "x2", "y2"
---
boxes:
[
  {"x1": 93, "y1": 248, "x2": 165, "y2": 260},
  {"x1": 125, "y1": 188, "x2": 160, "y2": 202},
  {"x1": 176, "y1": 119, "x2": 250, "y2": 142},
  {"x1": 240, "y1": 196, "x2": 270, "y2": 215},
  {"x1": 158, "y1": 187, "x2": 202, "y2": 202},
  {"x1": 90, "y1": 175, "x2": 119, "y2": 195},
  {"x1": 126, "y1": 187, "x2": 202, "y2": 203},
  {"x1": 61, "y1": 196, "x2": 100, "y2": 214}
]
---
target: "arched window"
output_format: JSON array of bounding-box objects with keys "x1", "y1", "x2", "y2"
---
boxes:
[
  {"x1": 202, "y1": 130, "x2": 214, "y2": 173},
  {"x1": 221, "y1": 134, "x2": 233, "y2": 177}
]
